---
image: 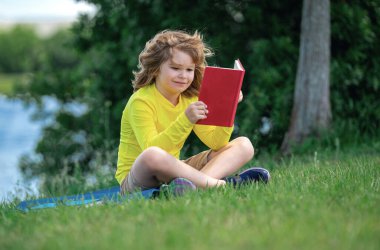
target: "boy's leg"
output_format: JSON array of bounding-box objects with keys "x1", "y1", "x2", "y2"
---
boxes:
[
  {"x1": 127, "y1": 146, "x2": 225, "y2": 192},
  {"x1": 199, "y1": 136, "x2": 254, "y2": 179}
]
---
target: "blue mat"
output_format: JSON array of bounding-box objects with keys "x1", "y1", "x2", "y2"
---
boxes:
[{"x1": 16, "y1": 186, "x2": 160, "y2": 212}]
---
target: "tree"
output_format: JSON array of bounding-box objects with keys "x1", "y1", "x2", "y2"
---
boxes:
[
  {"x1": 19, "y1": 0, "x2": 380, "y2": 187},
  {"x1": 281, "y1": 0, "x2": 332, "y2": 154},
  {"x1": 21, "y1": 0, "x2": 303, "y2": 184},
  {"x1": 0, "y1": 25, "x2": 41, "y2": 73}
]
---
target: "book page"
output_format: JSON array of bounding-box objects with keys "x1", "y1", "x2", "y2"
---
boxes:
[{"x1": 234, "y1": 59, "x2": 244, "y2": 70}]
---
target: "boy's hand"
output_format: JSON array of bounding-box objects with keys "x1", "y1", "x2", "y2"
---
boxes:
[{"x1": 185, "y1": 101, "x2": 208, "y2": 124}]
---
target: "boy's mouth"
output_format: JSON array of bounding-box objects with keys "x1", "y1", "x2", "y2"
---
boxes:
[{"x1": 173, "y1": 81, "x2": 187, "y2": 85}]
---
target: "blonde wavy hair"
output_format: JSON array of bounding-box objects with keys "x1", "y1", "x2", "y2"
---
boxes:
[{"x1": 132, "y1": 30, "x2": 213, "y2": 97}]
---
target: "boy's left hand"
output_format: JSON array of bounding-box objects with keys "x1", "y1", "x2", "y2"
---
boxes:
[{"x1": 238, "y1": 91, "x2": 243, "y2": 103}]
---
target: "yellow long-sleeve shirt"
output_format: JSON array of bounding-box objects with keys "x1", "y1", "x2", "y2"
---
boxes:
[{"x1": 115, "y1": 84, "x2": 233, "y2": 184}]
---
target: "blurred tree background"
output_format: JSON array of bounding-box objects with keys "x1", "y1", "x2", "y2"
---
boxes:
[{"x1": 1, "y1": 0, "x2": 379, "y2": 190}]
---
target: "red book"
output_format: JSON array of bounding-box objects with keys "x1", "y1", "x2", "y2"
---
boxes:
[{"x1": 197, "y1": 59, "x2": 245, "y2": 127}]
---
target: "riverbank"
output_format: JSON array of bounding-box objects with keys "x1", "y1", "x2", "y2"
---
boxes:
[
  {"x1": 0, "y1": 94, "x2": 40, "y2": 200},
  {"x1": 0, "y1": 93, "x2": 61, "y2": 201}
]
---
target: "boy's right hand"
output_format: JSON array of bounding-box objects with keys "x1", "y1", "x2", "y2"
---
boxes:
[{"x1": 185, "y1": 101, "x2": 208, "y2": 124}]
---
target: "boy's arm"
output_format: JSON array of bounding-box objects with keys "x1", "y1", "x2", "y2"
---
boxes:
[
  {"x1": 193, "y1": 125, "x2": 234, "y2": 150},
  {"x1": 193, "y1": 90, "x2": 242, "y2": 149},
  {"x1": 128, "y1": 98, "x2": 194, "y2": 152}
]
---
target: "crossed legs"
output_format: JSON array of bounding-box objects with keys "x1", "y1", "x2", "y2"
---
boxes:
[{"x1": 125, "y1": 136, "x2": 254, "y2": 191}]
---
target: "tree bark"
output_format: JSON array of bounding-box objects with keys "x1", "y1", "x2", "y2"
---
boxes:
[{"x1": 281, "y1": 0, "x2": 332, "y2": 155}]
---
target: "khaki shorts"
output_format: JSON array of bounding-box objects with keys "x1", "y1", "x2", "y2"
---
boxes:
[
  {"x1": 182, "y1": 149, "x2": 212, "y2": 170},
  {"x1": 120, "y1": 149, "x2": 212, "y2": 195}
]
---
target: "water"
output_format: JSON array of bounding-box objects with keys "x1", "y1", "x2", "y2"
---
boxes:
[{"x1": 0, "y1": 95, "x2": 57, "y2": 201}]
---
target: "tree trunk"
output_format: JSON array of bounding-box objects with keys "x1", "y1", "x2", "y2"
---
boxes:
[{"x1": 281, "y1": 0, "x2": 332, "y2": 155}]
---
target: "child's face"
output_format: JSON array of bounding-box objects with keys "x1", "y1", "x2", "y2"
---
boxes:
[{"x1": 156, "y1": 48, "x2": 195, "y2": 99}]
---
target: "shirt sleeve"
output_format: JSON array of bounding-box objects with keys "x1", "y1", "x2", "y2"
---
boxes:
[
  {"x1": 193, "y1": 124, "x2": 234, "y2": 151},
  {"x1": 128, "y1": 98, "x2": 194, "y2": 152}
]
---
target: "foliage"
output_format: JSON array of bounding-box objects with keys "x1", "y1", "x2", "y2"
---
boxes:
[
  {"x1": 0, "y1": 73, "x2": 30, "y2": 96},
  {"x1": 16, "y1": 0, "x2": 380, "y2": 183},
  {"x1": 1, "y1": 146, "x2": 380, "y2": 249},
  {"x1": 330, "y1": 1, "x2": 380, "y2": 135},
  {"x1": 0, "y1": 25, "x2": 41, "y2": 73}
]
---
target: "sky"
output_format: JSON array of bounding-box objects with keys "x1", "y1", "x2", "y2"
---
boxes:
[{"x1": 0, "y1": 0, "x2": 96, "y2": 23}]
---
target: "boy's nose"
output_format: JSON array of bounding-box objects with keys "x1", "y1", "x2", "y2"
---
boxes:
[{"x1": 178, "y1": 70, "x2": 186, "y2": 78}]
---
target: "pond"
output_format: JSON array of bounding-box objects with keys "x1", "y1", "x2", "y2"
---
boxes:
[{"x1": 0, "y1": 95, "x2": 57, "y2": 201}]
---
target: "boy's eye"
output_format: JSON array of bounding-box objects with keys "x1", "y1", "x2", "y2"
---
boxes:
[
  {"x1": 171, "y1": 67, "x2": 179, "y2": 70},
  {"x1": 187, "y1": 68, "x2": 195, "y2": 72}
]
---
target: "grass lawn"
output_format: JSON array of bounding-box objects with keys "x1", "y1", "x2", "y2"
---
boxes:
[{"x1": 0, "y1": 143, "x2": 379, "y2": 250}]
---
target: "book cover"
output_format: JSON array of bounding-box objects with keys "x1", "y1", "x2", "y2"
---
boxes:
[{"x1": 197, "y1": 59, "x2": 245, "y2": 127}]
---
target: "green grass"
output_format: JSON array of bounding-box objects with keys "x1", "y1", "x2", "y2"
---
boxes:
[{"x1": 1, "y1": 144, "x2": 379, "y2": 250}]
